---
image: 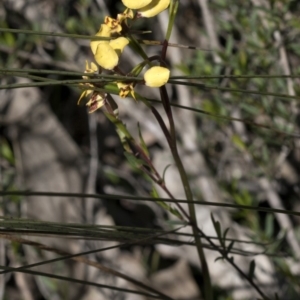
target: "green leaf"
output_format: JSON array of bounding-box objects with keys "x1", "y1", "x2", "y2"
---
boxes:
[
  {"x1": 232, "y1": 134, "x2": 247, "y2": 152},
  {"x1": 166, "y1": 0, "x2": 179, "y2": 41},
  {"x1": 124, "y1": 152, "x2": 144, "y2": 170},
  {"x1": 238, "y1": 50, "x2": 248, "y2": 69},
  {"x1": 214, "y1": 256, "x2": 224, "y2": 262},
  {"x1": 265, "y1": 213, "x2": 274, "y2": 238},
  {"x1": 3, "y1": 32, "x2": 16, "y2": 46},
  {"x1": 151, "y1": 186, "x2": 183, "y2": 220},
  {"x1": 0, "y1": 139, "x2": 14, "y2": 164},
  {"x1": 211, "y1": 213, "x2": 222, "y2": 242},
  {"x1": 65, "y1": 17, "x2": 78, "y2": 32},
  {"x1": 106, "y1": 93, "x2": 119, "y2": 117},
  {"x1": 223, "y1": 228, "x2": 230, "y2": 240},
  {"x1": 138, "y1": 123, "x2": 150, "y2": 157},
  {"x1": 162, "y1": 164, "x2": 171, "y2": 183},
  {"x1": 226, "y1": 241, "x2": 235, "y2": 255}
]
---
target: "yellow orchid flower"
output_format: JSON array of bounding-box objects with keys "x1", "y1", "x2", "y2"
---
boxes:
[
  {"x1": 117, "y1": 82, "x2": 136, "y2": 100},
  {"x1": 144, "y1": 66, "x2": 170, "y2": 87}
]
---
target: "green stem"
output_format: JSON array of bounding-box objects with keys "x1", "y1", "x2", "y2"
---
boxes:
[
  {"x1": 0, "y1": 27, "x2": 110, "y2": 41},
  {"x1": 166, "y1": 0, "x2": 179, "y2": 41},
  {"x1": 158, "y1": 86, "x2": 268, "y2": 299},
  {"x1": 159, "y1": 86, "x2": 213, "y2": 300},
  {"x1": 1, "y1": 191, "x2": 299, "y2": 216},
  {"x1": 168, "y1": 80, "x2": 300, "y2": 101}
]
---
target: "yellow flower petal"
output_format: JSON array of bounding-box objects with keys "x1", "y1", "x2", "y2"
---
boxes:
[
  {"x1": 98, "y1": 23, "x2": 112, "y2": 37},
  {"x1": 109, "y1": 37, "x2": 129, "y2": 55},
  {"x1": 144, "y1": 66, "x2": 170, "y2": 87},
  {"x1": 90, "y1": 24, "x2": 111, "y2": 55},
  {"x1": 94, "y1": 43, "x2": 119, "y2": 70},
  {"x1": 122, "y1": 0, "x2": 152, "y2": 9},
  {"x1": 138, "y1": 0, "x2": 170, "y2": 18}
]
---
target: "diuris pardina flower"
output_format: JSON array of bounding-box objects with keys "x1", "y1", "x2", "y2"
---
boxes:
[
  {"x1": 122, "y1": 0, "x2": 170, "y2": 18},
  {"x1": 144, "y1": 66, "x2": 170, "y2": 87},
  {"x1": 78, "y1": 61, "x2": 106, "y2": 113},
  {"x1": 81, "y1": 2, "x2": 170, "y2": 114},
  {"x1": 90, "y1": 23, "x2": 129, "y2": 70}
]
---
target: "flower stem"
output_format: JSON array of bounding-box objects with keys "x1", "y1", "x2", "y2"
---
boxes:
[{"x1": 159, "y1": 86, "x2": 213, "y2": 300}]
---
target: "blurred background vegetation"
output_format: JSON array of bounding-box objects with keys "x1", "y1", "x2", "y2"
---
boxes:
[{"x1": 1, "y1": 0, "x2": 300, "y2": 299}]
